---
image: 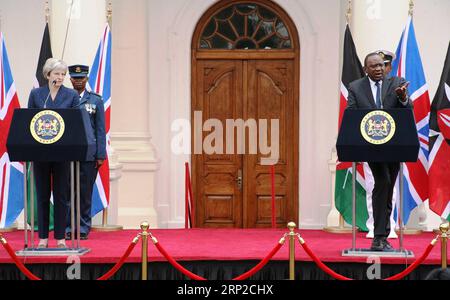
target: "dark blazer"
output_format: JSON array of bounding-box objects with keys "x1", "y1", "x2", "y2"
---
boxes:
[
  {"x1": 27, "y1": 85, "x2": 79, "y2": 109},
  {"x1": 78, "y1": 91, "x2": 106, "y2": 160},
  {"x1": 346, "y1": 76, "x2": 413, "y2": 109}
]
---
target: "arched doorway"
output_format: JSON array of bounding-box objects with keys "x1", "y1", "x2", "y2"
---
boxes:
[{"x1": 191, "y1": 0, "x2": 299, "y2": 228}]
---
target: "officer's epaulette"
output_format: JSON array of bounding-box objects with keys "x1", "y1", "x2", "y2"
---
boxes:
[{"x1": 88, "y1": 91, "x2": 103, "y2": 98}]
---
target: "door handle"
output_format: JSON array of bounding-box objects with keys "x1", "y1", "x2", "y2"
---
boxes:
[{"x1": 236, "y1": 169, "x2": 242, "y2": 190}]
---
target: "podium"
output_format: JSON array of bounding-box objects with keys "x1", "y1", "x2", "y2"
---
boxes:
[
  {"x1": 336, "y1": 109, "x2": 419, "y2": 257},
  {"x1": 7, "y1": 108, "x2": 96, "y2": 256}
]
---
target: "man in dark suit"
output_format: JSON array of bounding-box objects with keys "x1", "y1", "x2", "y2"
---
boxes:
[
  {"x1": 346, "y1": 52, "x2": 412, "y2": 251},
  {"x1": 66, "y1": 64, "x2": 106, "y2": 240}
]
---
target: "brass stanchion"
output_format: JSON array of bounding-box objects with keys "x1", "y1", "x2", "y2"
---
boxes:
[
  {"x1": 288, "y1": 222, "x2": 296, "y2": 280},
  {"x1": 0, "y1": 233, "x2": 6, "y2": 244},
  {"x1": 440, "y1": 223, "x2": 448, "y2": 269},
  {"x1": 140, "y1": 222, "x2": 149, "y2": 280}
]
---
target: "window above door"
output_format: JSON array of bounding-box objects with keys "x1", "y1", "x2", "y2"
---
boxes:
[{"x1": 198, "y1": 3, "x2": 292, "y2": 50}]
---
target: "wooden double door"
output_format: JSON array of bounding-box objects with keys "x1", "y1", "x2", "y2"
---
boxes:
[{"x1": 192, "y1": 59, "x2": 298, "y2": 228}]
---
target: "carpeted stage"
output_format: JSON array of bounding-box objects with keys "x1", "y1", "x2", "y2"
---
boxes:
[{"x1": 0, "y1": 229, "x2": 442, "y2": 280}]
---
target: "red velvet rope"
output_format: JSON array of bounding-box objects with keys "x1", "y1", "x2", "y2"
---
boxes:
[
  {"x1": 0, "y1": 238, "x2": 41, "y2": 280},
  {"x1": 299, "y1": 238, "x2": 437, "y2": 281},
  {"x1": 232, "y1": 242, "x2": 283, "y2": 280},
  {"x1": 97, "y1": 238, "x2": 138, "y2": 280},
  {"x1": 300, "y1": 242, "x2": 352, "y2": 280},
  {"x1": 155, "y1": 242, "x2": 207, "y2": 280},
  {"x1": 383, "y1": 243, "x2": 435, "y2": 281},
  {"x1": 154, "y1": 240, "x2": 285, "y2": 281}
]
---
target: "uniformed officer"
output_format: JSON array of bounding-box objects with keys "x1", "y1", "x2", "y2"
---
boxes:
[
  {"x1": 66, "y1": 64, "x2": 106, "y2": 240},
  {"x1": 376, "y1": 50, "x2": 396, "y2": 76}
]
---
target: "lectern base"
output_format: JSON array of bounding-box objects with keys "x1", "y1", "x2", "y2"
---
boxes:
[
  {"x1": 16, "y1": 247, "x2": 91, "y2": 256},
  {"x1": 342, "y1": 248, "x2": 414, "y2": 258}
]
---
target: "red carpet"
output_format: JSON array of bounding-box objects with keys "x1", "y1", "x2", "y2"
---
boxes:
[{"x1": 0, "y1": 229, "x2": 443, "y2": 265}]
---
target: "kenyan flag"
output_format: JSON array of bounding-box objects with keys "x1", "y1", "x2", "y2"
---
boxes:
[
  {"x1": 334, "y1": 25, "x2": 368, "y2": 230},
  {"x1": 28, "y1": 23, "x2": 55, "y2": 230},
  {"x1": 429, "y1": 42, "x2": 450, "y2": 221}
]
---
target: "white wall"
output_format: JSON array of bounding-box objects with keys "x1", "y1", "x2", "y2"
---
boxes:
[
  {"x1": 50, "y1": 0, "x2": 105, "y2": 69},
  {"x1": 0, "y1": 0, "x2": 46, "y2": 107}
]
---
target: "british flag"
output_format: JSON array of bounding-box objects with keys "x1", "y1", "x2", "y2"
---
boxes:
[
  {"x1": 88, "y1": 24, "x2": 111, "y2": 216},
  {"x1": 0, "y1": 33, "x2": 23, "y2": 228},
  {"x1": 390, "y1": 16, "x2": 430, "y2": 225}
]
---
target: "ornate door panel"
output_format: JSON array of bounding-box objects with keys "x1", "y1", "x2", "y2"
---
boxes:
[
  {"x1": 194, "y1": 60, "x2": 243, "y2": 227},
  {"x1": 245, "y1": 60, "x2": 297, "y2": 227}
]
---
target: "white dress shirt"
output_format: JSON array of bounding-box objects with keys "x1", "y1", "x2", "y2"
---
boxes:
[
  {"x1": 368, "y1": 77, "x2": 408, "y2": 107},
  {"x1": 368, "y1": 77, "x2": 383, "y2": 108}
]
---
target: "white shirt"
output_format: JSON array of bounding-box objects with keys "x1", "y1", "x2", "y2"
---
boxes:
[
  {"x1": 368, "y1": 77, "x2": 408, "y2": 107},
  {"x1": 368, "y1": 77, "x2": 383, "y2": 108}
]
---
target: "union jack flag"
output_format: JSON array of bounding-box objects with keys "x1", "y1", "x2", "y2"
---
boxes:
[
  {"x1": 390, "y1": 16, "x2": 430, "y2": 225},
  {"x1": 88, "y1": 24, "x2": 111, "y2": 216},
  {"x1": 0, "y1": 33, "x2": 23, "y2": 228}
]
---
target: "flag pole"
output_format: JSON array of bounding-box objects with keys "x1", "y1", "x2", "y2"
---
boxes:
[
  {"x1": 323, "y1": 0, "x2": 353, "y2": 234},
  {"x1": 0, "y1": 13, "x2": 19, "y2": 234},
  {"x1": 346, "y1": 0, "x2": 352, "y2": 27},
  {"x1": 61, "y1": 0, "x2": 74, "y2": 60},
  {"x1": 91, "y1": 0, "x2": 123, "y2": 232},
  {"x1": 409, "y1": 0, "x2": 414, "y2": 17},
  {"x1": 45, "y1": 1, "x2": 50, "y2": 23},
  {"x1": 107, "y1": 0, "x2": 112, "y2": 28},
  {"x1": 394, "y1": 0, "x2": 423, "y2": 237}
]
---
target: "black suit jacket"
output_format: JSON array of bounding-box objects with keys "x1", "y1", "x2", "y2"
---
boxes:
[{"x1": 346, "y1": 76, "x2": 413, "y2": 109}]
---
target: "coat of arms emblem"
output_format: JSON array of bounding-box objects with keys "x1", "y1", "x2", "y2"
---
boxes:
[
  {"x1": 30, "y1": 110, "x2": 65, "y2": 144},
  {"x1": 360, "y1": 111, "x2": 396, "y2": 145}
]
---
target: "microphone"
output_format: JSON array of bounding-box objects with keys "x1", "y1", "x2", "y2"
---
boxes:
[{"x1": 43, "y1": 80, "x2": 57, "y2": 108}]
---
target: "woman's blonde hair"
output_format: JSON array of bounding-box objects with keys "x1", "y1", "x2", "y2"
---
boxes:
[{"x1": 42, "y1": 58, "x2": 68, "y2": 79}]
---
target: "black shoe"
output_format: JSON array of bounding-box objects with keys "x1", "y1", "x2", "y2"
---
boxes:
[
  {"x1": 65, "y1": 232, "x2": 88, "y2": 240},
  {"x1": 382, "y1": 239, "x2": 394, "y2": 251},
  {"x1": 370, "y1": 237, "x2": 385, "y2": 251}
]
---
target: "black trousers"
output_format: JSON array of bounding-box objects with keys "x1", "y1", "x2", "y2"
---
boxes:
[
  {"x1": 368, "y1": 162, "x2": 400, "y2": 238},
  {"x1": 66, "y1": 161, "x2": 97, "y2": 234},
  {"x1": 33, "y1": 162, "x2": 70, "y2": 240}
]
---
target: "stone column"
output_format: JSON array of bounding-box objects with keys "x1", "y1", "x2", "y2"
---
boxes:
[{"x1": 50, "y1": 0, "x2": 129, "y2": 227}]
